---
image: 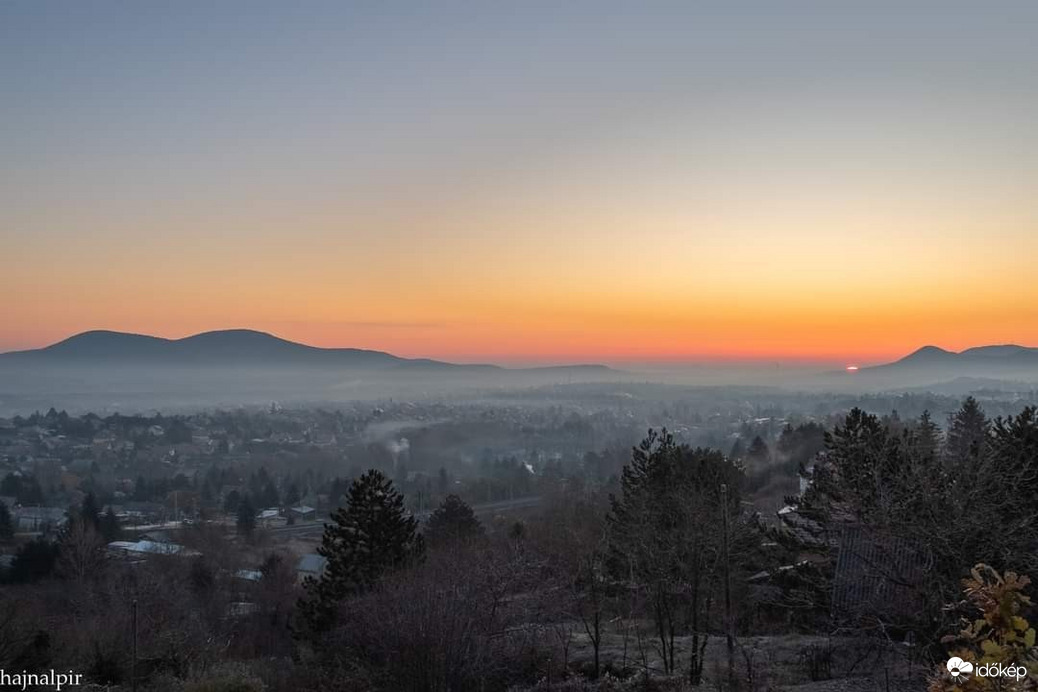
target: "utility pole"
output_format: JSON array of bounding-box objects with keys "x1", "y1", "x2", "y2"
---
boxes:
[
  {"x1": 132, "y1": 598, "x2": 138, "y2": 692},
  {"x1": 721, "y1": 482, "x2": 734, "y2": 687}
]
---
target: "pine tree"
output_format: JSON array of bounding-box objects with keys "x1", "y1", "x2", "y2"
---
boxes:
[
  {"x1": 746, "y1": 435, "x2": 771, "y2": 466},
  {"x1": 0, "y1": 501, "x2": 13, "y2": 540},
  {"x1": 5, "y1": 475, "x2": 45, "y2": 506},
  {"x1": 766, "y1": 409, "x2": 958, "y2": 638},
  {"x1": 912, "y1": 410, "x2": 942, "y2": 461},
  {"x1": 200, "y1": 478, "x2": 217, "y2": 508},
  {"x1": 236, "y1": 496, "x2": 256, "y2": 536},
  {"x1": 0, "y1": 473, "x2": 18, "y2": 498},
  {"x1": 300, "y1": 469, "x2": 424, "y2": 632},
  {"x1": 982, "y1": 406, "x2": 1038, "y2": 574},
  {"x1": 425, "y1": 494, "x2": 483, "y2": 546},
  {"x1": 607, "y1": 429, "x2": 747, "y2": 681},
  {"x1": 223, "y1": 489, "x2": 242, "y2": 514},
  {"x1": 99, "y1": 507, "x2": 120, "y2": 542},
  {"x1": 80, "y1": 492, "x2": 101, "y2": 532},
  {"x1": 946, "y1": 396, "x2": 990, "y2": 469},
  {"x1": 10, "y1": 539, "x2": 59, "y2": 583},
  {"x1": 775, "y1": 422, "x2": 826, "y2": 471},
  {"x1": 259, "y1": 480, "x2": 279, "y2": 509},
  {"x1": 132, "y1": 475, "x2": 145, "y2": 501}
]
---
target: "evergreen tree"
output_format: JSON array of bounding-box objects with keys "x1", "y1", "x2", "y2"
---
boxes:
[
  {"x1": 236, "y1": 496, "x2": 256, "y2": 536},
  {"x1": 10, "y1": 539, "x2": 59, "y2": 583},
  {"x1": 80, "y1": 492, "x2": 101, "y2": 531},
  {"x1": 767, "y1": 409, "x2": 956, "y2": 640},
  {"x1": 797, "y1": 408, "x2": 945, "y2": 527},
  {"x1": 607, "y1": 429, "x2": 749, "y2": 682},
  {"x1": 0, "y1": 501, "x2": 13, "y2": 540},
  {"x1": 425, "y1": 494, "x2": 483, "y2": 546},
  {"x1": 328, "y1": 477, "x2": 351, "y2": 507},
  {"x1": 133, "y1": 475, "x2": 149, "y2": 501},
  {"x1": 0, "y1": 473, "x2": 18, "y2": 498},
  {"x1": 301, "y1": 469, "x2": 424, "y2": 632},
  {"x1": 508, "y1": 520, "x2": 526, "y2": 551},
  {"x1": 2, "y1": 474, "x2": 44, "y2": 506},
  {"x1": 99, "y1": 507, "x2": 120, "y2": 542},
  {"x1": 223, "y1": 489, "x2": 242, "y2": 514},
  {"x1": 284, "y1": 482, "x2": 301, "y2": 507},
  {"x1": 746, "y1": 435, "x2": 771, "y2": 466},
  {"x1": 980, "y1": 406, "x2": 1038, "y2": 574},
  {"x1": 946, "y1": 396, "x2": 990, "y2": 469},
  {"x1": 259, "y1": 480, "x2": 279, "y2": 509},
  {"x1": 188, "y1": 558, "x2": 216, "y2": 595},
  {"x1": 22, "y1": 476, "x2": 44, "y2": 506},
  {"x1": 775, "y1": 422, "x2": 826, "y2": 470},
  {"x1": 249, "y1": 467, "x2": 272, "y2": 499},
  {"x1": 200, "y1": 476, "x2": 216, "y2": 508},
  {"x1": 912, "y1": 410, "x2": 942, "y2": 462}
]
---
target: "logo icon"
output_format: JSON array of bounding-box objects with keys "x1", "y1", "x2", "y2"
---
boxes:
[{"x1": 947, "y1": 657, "x2": 974, "y2": 681}]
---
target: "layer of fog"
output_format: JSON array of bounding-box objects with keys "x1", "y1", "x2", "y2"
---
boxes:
[{"x1": 2, "y1": 359, "x2": 1037, "y2": 417}]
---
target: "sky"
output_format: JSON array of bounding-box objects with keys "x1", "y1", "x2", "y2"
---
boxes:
[{"x1": 2, "y1": 1, "x2": 1037, "y2": 364}]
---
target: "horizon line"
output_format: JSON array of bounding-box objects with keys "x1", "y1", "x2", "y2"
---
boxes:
[{"x1": 4, "y1": 326, "x2": 1030, "y2": 368}]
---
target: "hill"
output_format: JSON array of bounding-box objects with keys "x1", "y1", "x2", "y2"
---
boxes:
[
  {"x1": 851, "y1": 343, "x2": 1038, "y2": 390},
  {"x1": 0, "y1": 330, "x2": 618, "y2": 414},
  {"x1": 0, "y1": 329, "x2": 615, "y2": 375},
  {"x1": 2, "y1": 329, "x2": 480, "y2": 369},
  {"x1": 871, "y1": 344, "x2": 1038, "y2": 370}
]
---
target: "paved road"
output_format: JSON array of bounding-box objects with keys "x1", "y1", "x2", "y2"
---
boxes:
[{"x1": 268, "y1": 495, "x2": 543, "y2": 538}]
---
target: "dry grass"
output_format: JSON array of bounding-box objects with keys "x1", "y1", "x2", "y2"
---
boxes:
[{"x1": 518, "y1": 622, "x2": 929, "y2": 691}]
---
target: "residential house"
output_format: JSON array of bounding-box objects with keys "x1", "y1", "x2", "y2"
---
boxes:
[{"x1": 296, "y1": 554, "x2": 327, "y2": 583}]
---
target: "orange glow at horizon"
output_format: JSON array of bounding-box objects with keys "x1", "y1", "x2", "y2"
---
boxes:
[
  {"x1": 4, "y1": 3, "x2": 1038, "y2": 366},
  {"x1": 4, "y1": 193, "x2": 1037, "y2": 364},
  {"x1": 3, "y1": 274, "x2": 1037, "y2": 365},
  {"x1": 8, "y1": 160, "x2": 1038, "y2": 365},
  {"x1": 4, "y1": 198, "x2": 1038, "y2": 364}
]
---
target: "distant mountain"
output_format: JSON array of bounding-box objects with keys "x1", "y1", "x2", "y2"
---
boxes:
[
  {"x1": 2, "y1": 329, "x2": 412, "y2": 367},
  {"x1": 0, "y1": 329, "x2": 611, "y2": 374},
  {"x1": 855, "y1": 343, "x2": 1038, "y2": 388},
  {"x1": 0, "y1": 330, "x2": 622, "y2": 414},
  {"x1": 894, "y1": 345, "x2": 958, "y2": 364},
  {"x1": 879, "y1": 344, "x2": 1038, "y2": 368},
  {"x1": 959, "y1": 344, "x2": 1037, "y2": 359}
]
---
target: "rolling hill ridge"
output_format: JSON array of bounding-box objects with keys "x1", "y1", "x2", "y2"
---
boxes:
[{"x1": 0, "y1": 329, "x2": 612, "y2": 373}]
